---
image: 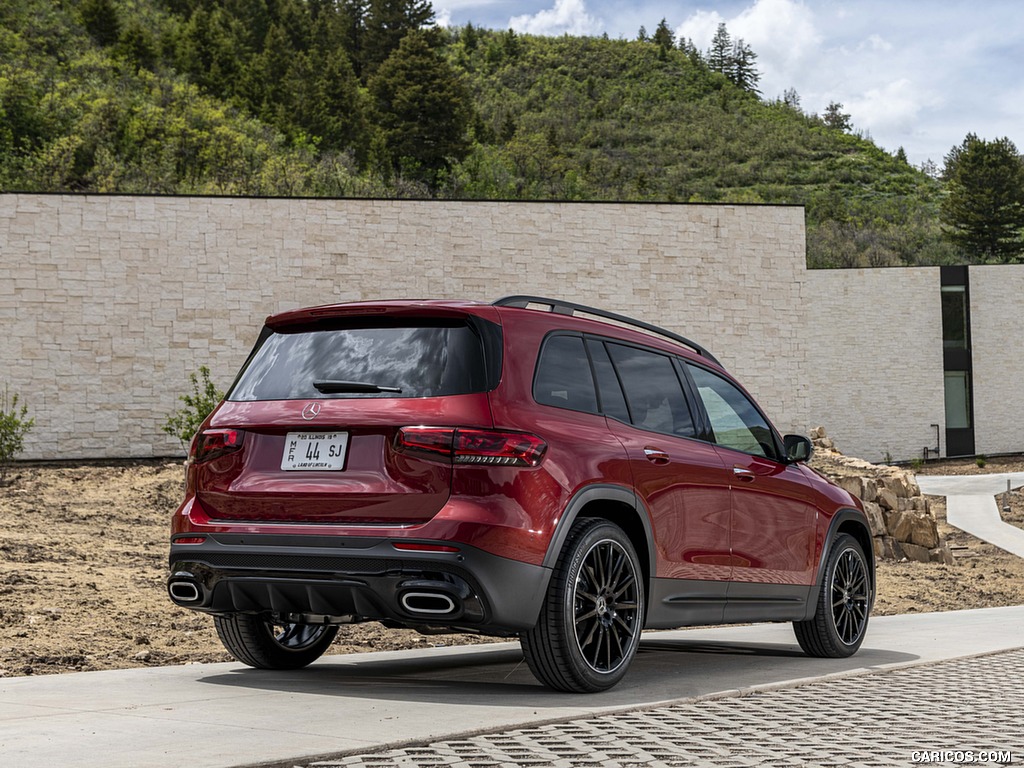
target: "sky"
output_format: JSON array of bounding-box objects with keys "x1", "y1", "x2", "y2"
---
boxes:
[{"x1": 431, "y1": 0, "x2": 1024, "y2": 168}]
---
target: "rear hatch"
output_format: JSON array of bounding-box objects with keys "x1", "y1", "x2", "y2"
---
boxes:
[{"x1": 194, "y1": 307, "x2": 501, "y2": 525}]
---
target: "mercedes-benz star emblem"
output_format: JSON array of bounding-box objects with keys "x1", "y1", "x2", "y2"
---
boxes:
[{"x1": 301, "y1": 402, "x2": 322, "y2": 420}]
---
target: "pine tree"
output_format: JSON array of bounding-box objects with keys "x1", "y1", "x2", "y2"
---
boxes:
[
  {"x1": 652, "y1": 19, "x2": 674, "y2": 52},
  {"x1": 636, "y1": 26, "x2": 648, "y2": 43},
  {"x1": 941, "y1": 134, "x2": 1024, "y2": 262},
  {"x1": 707, "y1": 23, "x2": 732, "y2": 76},
  {"x1": 368, "y1": 30, "x2": 472, "y2": 184},
  {"x1": 361, "y1": 0, "x2": 435, "y2": 79},
  {"x1": 822, "y1": 101, "x2": 852, "y2": 131},
  {"x1": 80, "y1": 0, "x2": 121, "y2": 47},
  {"x1": 730, "y1": 39, "x2": 760, "y2": 93}
]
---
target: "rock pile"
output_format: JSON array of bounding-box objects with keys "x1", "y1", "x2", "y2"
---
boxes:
[{"x1": 808, "y1": 427, "x2": 954, "y2": 564}]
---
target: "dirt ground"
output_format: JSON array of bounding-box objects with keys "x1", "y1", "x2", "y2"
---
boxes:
[{"x1": 1, "y1": 457, "x2": 1023, "y2": 677}]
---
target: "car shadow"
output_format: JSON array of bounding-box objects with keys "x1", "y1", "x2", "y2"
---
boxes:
[{"x1": 195, "y1": 636, "x2": 920, "y2": 709}]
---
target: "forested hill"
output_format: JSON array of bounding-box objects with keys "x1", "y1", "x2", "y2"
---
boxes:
[{"x1": 0, "y1": 0, "x2": 953, "y2": 266}]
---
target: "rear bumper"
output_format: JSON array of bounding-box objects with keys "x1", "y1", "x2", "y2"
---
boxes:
[{"x1": 167, "y1": 534, "x2": 549, "y2": 633}]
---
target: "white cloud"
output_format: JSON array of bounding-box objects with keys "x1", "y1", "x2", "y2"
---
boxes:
[
  {"x1": 678, "y1": 0, "x2": 821, "y2": 80},
  {"x1": 509, "y1": 0, "x2": 603, "y2": 36},
  {"x1": 845, "y1": 78, "x2": 939, "y2": 137}
]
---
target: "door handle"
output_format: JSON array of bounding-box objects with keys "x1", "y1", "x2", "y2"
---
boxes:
[
  {"x1": 644, "y1": 447, "x2": 670, "y2": 464},
  {"x1": 733, "y1": 466, "x2": 756, "y2": 482}
]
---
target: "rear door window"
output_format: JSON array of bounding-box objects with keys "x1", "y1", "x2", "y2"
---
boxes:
[
  {"x1": 229, "y1": 322, "x2": 489, "y2": 401},
  {"x1": 606, "y1": 343, "x2": 696, "y2": 438}
]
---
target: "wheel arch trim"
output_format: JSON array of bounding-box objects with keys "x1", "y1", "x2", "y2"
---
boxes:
[
  {"x1": 807, "y1": 507, "x2": 876, "y2": 620},
  {"x1": 541, "y1": 484, "x2": 655, "y2": 577}
]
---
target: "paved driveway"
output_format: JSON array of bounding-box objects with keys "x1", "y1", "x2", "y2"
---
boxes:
[{"x1": 1, "y1": 606, "x2": 1022, "y2": 768}]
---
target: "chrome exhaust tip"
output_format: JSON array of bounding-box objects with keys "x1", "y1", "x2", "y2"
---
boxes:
[
  {"x1": 169, "y1": 580, "x2": 201, "y2": 603},
  {"x1": 400, "y1": 591, "x2": 457, "y2": 615}
]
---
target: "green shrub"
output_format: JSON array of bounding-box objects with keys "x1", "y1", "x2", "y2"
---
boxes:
[
  {"x1": 976, "y1": 454, "x2": 987, "y2": 468},
  {"x1": 0, "y1": 386, "x2": 35, "y2": 485},
  {"x1": 162, "y1": 366, "x2": 224, "y2": 448}
]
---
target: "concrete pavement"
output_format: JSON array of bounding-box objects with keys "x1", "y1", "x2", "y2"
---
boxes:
[
  {"x1": 918, "y1": 472, "x2": 1024, "y2": 558},
  {"x1": 1, "y1": 606, "x2": 1023, "y2": 768}
]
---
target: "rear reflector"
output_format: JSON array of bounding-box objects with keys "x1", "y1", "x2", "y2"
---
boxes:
[
  {"x1": 192, "y1": 429, "x2": 246, "y2": 463},
  {"x1": 174, "y1": 537, "x2": 206, "y2": 545},
  {"x1": 392, "y1": 542, "x2": 460, "y2": 553},
  {"x1": 396, "y1": 427, "x2": 546, "y2": 467}
]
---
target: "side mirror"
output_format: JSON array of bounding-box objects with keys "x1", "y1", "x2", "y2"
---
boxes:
[{"x1": 784, "y1": 434, "x2": 813, "y2": 464}]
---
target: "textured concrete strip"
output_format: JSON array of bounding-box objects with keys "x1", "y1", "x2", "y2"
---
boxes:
[
  {"x1": 288, "y1": 650, "x2": 1024, "y2": 768},
  {"x1": 918, "y1": 473, "x2": 1024, "y2": 558}
]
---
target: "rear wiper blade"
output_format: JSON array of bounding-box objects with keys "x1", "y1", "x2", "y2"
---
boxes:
[{"x1": 313, "y1": 380, "x2": 403, "y2": 394}]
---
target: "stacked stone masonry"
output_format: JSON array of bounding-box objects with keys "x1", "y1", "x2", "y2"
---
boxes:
[
  {"x1": 809, "y1": 427, "x2": 953, "y2": 563},
  {"x1": 2, "y1": 193, "x2": 1022, "y2": 461}
]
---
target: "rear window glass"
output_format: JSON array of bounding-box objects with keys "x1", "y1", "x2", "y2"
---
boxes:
[
  {"x1": 229, "y1": 323, "x2": 489, "y2": 401},
  {"x1": 534, "y1": 336, "x2": 598, "y2": 413}
]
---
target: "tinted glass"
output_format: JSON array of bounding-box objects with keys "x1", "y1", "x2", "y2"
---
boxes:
[
  {"x1": 606, "y1": 343, "x2": 696, "y2": 437},
  {"x1": 941, "y1": 286, "x2": 967, "y2": 349},
  {"x1": 534, "y1": 336, "x2": 599, "y2": 413},
  {"x1": 229, "y1": 323, "x2": 487, "y2": 401},
  {"x1": 586, "y1": 339, "x2": 630, "y2": 422},
  {"x1": 687, "y1": 365, "x2": 776, "y2": 459},
  {"x1": 944, "y1": 370, "x2": 971, "y2": 429}
]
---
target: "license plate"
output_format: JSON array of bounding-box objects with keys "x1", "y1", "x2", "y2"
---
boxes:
[{"x1": 281, "y1": 432, "x2": 348, "y2": 471}]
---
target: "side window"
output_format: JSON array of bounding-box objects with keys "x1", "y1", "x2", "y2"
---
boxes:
[
  {"x1": 534, "y1": 335, "x2": 599, "y2": 414},
  {"x1": 606, "y1": 343, "x2": 696, "y2": 437},
  {"x1": 585, "y1": 339, "x2": 631, "y2": 422},
  {"x1": 687, "y1": 364, "x2": 777, "y2": 459}
]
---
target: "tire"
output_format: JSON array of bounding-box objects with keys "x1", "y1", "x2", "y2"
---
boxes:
[
  {"x1": 794, "y1": 533, "x2": 871, "y2": 658},
  {"x1": 522, "y1": 518, "x2": 645, "y2": 692},
  {"x1": 214, "y1": 614, "x2": 339, "y2": 670}
]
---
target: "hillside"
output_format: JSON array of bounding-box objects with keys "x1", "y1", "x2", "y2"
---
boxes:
[{"x1": 0, "y1": 0, "x2": 954, "y2": 266}]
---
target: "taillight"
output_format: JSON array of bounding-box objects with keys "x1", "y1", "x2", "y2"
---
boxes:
[
  {"x1": 191, "y1": 428, "x2": 246, "y2": 463},
  {"x1": 396, "y1": 427, "x2": 546, "y2": 467}
]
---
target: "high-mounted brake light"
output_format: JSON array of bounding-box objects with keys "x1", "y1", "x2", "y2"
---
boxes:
[
  {"x1": 396, "y1": 427, "x2": 546, "y2": 467},
  {"x1": 191, "y1": 429, "x2": 246, "y2": 463}
]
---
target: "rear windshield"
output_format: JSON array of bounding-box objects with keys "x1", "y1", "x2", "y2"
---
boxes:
[{"x1": 228, "y1": 321, "x2": 491, "y2": 401}]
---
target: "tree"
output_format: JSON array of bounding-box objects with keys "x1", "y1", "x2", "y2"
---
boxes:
[
  {"x1": 730, "y1": 39, "x2": 760, "y2": 93},
  {"x1": 652, "y1": 18, "x2": 674, "y2": 52},
  {"x1": 707, "y1": 23, "x2": 732, "y2": 76},
  {"x1": 361, "y1": 0, "x2": 435, "y2": 78},
  {"x1": 941, "y1": 134, "x2": 1024, "y2": 263},
  {"x1": 368, "y1": 30, "x2": 472, "y2": 184},
  {"x1": 822, "y1": 101, "x2": 852, "y2": 132},
  {"x1": 80, "y1": 0, "x2": 121, "y2": 47},
  {"x1": 636, "y1": 26, "x2": 648, "y2": 42}
]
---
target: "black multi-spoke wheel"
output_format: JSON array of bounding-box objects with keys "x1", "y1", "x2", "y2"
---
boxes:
[
  {"x1": 794, "y1": 533, "x2": 871, "y2": 658},
  {"x1": 214, "y1": 614, "x2": 339, "y2": 669},
  {"x1": 522, "y1": 519, "x2": 644, "y2": 692}
]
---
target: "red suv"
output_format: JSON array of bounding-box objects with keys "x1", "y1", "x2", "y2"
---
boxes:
[{"x1": 168, "y1": 296, "x2": 873, "y2": 692}]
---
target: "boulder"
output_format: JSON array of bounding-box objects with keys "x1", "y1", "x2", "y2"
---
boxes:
[
  {"x1": 909, "y1": 514, "x2": 939, "y2": 549},
  {"x1": 900, "y1": 542, "x2": 932, "y2": 563},
  {"x1": 862, "y1": 501, "x2": 887, "y2": 537}
]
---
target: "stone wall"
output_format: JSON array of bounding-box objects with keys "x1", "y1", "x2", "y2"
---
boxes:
[
  {"x1": 970, "y1": 266, "x2": 1024, "y2": 456},
  {"x1": 810, "y1": 428, "x2": 953, "y2": 563},
  {"x1": 3, "y1": 193, "x2": 1022, "y2": 463},
  {"x1": 0, "y1": 194, "x2": 809, "y2": 459},
  {"x1": 802, "y1": 267, "x2": 946, "y2": 462}
]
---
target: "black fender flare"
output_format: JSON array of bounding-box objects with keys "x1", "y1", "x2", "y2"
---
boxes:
[
  {"x1": 540, "y1": 483, "x2": 656, "y2": 578},
  {"x1": 805, "y1": 507, "x2": 876, "y2": 620}
]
